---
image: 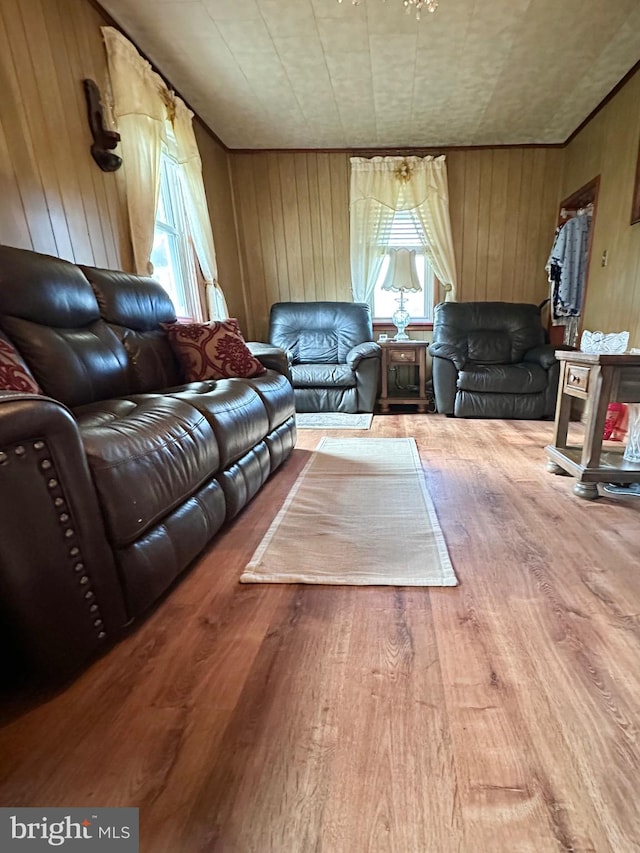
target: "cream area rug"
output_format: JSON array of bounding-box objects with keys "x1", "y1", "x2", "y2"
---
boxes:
[
  {"x1": 295, "y1": 412, "x2": 373, "y2": 430},
  {"x1": 241, "y1": 437, "x2": 458, "y2": 586}
]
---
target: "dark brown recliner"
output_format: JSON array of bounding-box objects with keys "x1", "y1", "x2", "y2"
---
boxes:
[
  {"x1": 268, "y1": 301, "x2": 381, "y2": 413},
  {"x1": 0, "y1": 245, "x2": 296, "y2": 681},
  {"x1": 430, "y1": 301, "x2": 562, "y2": 419}
]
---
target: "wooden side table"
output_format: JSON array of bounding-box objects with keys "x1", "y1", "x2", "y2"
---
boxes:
[
  {"x1": 378, "y1": 340, "x2": 429, "y2": 413},
  {"x1": 545, "y1": 351, "x2": 640, "y2": 499}
]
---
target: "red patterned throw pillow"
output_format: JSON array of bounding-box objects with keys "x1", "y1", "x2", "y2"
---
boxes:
[
  {"x1": 163, "y1": 319, "x2": 266, "y2": 382},
  {"x1": 0, "y1": 337, "x2": 41, "y2": 393}
]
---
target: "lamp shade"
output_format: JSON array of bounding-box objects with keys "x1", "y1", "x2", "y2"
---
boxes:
[{"x1": 380, "y1": 248, "x2": 422, "y2": 293}]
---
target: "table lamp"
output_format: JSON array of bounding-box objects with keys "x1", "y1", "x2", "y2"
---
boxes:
[{"x1": 380, "y1": 248, "x2": 422, "y2": 341}]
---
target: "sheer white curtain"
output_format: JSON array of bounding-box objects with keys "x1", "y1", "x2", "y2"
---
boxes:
[
  {"x1": 172, "y1": 100, "x2": 229, "y2": 320},
  {"x1": 102, "y1": 27, "x2": 166, "y2": 276},
  {"x1": 349, "y1": 155, "x2": 457, "y2": 303},
  {"x1": 350, "y1": 158, "x2": 395, "y2": 304},
  {"x1": 403, "y1": 156, "x2": 457, "y2": 301},
  {"x1": 102, "y1": 28, "x2": 228, "y2": 320}
]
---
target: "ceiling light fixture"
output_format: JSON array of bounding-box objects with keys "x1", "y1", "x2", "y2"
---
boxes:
[{"x1": 337, "y1": 0, "x2": 439, "y2": 21}]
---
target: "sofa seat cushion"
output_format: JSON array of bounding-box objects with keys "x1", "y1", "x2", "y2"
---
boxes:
[
  {"x1": 457, "y1": 362, "x2": 547, "y2": 395},
  {"x1": 240, "y1": 370, "x2": 296, "y2": 430},
  {"x1": 161, "y1": 380, "x2": 270, "y2": 468},
  {"x1": 291, "y1": 363, "x2": 356, "y2": 388},
  {"x1": 76, "y1": 397, "x2": 219, "y2": 547}
]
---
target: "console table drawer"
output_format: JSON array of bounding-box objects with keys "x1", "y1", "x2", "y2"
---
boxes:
[
  {"x1": 389, "y1": 348, "x2": 417, "y2": 364},
  {"x1": 565, "y1": 365, "x2": 591, "y2": 393}
]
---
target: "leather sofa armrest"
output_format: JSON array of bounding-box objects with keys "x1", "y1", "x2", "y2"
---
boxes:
[
  {"x1": 346, "y1": 341, "x2": 381, "y2": 370},
  {"x1": 522, "y1": 343, "x2": 569, "y2": 370},
  {"x1": 246, "y1": 342, "x2": 292, "y2": 381},
  {"x1": 429, "y1": 341, "x2": 466, "y2": 371},
  {"x1": 0, "y1": 393, "x2": 127, "y2": 680}
]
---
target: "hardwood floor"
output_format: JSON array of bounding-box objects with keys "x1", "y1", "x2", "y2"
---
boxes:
[{"x1": 2, "y1": 415, "x2": 640, "y2": 852}]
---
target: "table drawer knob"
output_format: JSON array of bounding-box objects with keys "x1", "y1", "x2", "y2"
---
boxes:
[{"x1": 566, "y1": 366, "x2": 590, "y2": 390}]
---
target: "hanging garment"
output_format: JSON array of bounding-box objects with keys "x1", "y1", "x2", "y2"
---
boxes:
[
  {"x1": 546, "y1": 213, "x2": 591, "y2": 322},
  {"x1": 546, "y1": 225, "x2": 562, "y2": 320}
]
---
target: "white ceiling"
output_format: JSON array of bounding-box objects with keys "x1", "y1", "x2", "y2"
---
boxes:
[{"x1": 99, "y1": 0, "x2": 640, "y2": 150}]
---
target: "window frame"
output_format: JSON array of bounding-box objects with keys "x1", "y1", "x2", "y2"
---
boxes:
[
  {"x1": 151, "y1": 151, "x2": 200, "y2": 320},
  {"x1": 366, "y1": 207, "x2": 436, "y2": 323}
]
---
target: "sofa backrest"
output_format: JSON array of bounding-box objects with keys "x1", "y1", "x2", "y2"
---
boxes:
[
  {"x1": 433, "y1": 301, "x2": 545, "y2": 364},
  {"x1": 0, "y1": 245, "x2": 131, "y2": 407},
  {"x1": 81, "y1": 266, "x2": 182, "y2": 392},
  {"x1": 269, "y1": 301, "x2": 373, "y2": 364}
]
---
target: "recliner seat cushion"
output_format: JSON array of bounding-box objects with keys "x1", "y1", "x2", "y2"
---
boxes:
[
  {"x1": 455, "y1": 390, "x2": 546, "y2": 419},
  {"x1": 291, "y1": 363, "x2": 356, "y2": 388},
  {"x1": 161, "y1": 381, "x2": 270, "y2": 468},
  {"x1": 77, "y1": 397, "x2": 219, "y2": 547},
  {"x1": 457, "y1": 362, "x2": 548, "y2": 395},
  {"x1": 241, "y1": 371, "x2": 296, "y2": 430}
]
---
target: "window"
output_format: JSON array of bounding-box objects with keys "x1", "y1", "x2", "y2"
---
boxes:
[
  {"x1": 150, "y1": 152, "x2": 199, "y2": 319},
  {"x1": 368, "y1": 208, "x2": 435, "y2": 322}
]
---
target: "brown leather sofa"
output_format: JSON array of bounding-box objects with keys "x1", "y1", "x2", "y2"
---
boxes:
[{"x1": 0, "y1": 245, "x2": 296, "y2": 681}]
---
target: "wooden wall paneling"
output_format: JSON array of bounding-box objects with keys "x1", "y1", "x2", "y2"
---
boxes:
[
  {"x1": 225, "y1": 152, "x2": 251, "y2": 331},
  {"x1": 522, "y1": 149, "x2": 549, "y2": 305},
  {"x1": 254, "y1": 157, "x2": 284, "y2": 331},
  {"x1": 0, "y1": 107, "x2": 33, "y2": 250},
  {"x1": 513, "y1": 149, "x2": 536, "y2": 303},
  {"x1": 604, "y1": 104, "x2": 639, "y2": 336},
  {"x1": 231, "y1": 156, "x2": 269, "y2": 340},
  {"x1": 457, "y1": 150, "x2": 481, "y2": 303},
  {"x1": 445, "y1": 150, "x2": 465, "y2": 303},
  {"x1": 486, "y1": 149, "x2": 510, "y2": 301},
  {"x1": 69, "y1": 0, "x2": 122, "y2": 270},
  {"x1": 500, "y1": 149, "x2": 524, "y2": 302},
  {"x1": 229, "y1": 147, "x2": 565, "y2": 326},
  {"x1": 17, "y1": 0, "x2": 94, "y2": 263},
  {"x1": 45, "y1": 0, "x2": 109, "y2": 269},
  {"x1": 293, "y1": 155, "x2": 316, "y2": 303},
  {"x1": 277, "y1": 154, "x2": 304, "y2": 302},
  {"x1": 329, "y1": 154, "x2": 351, "y2": 302},
  {"x1": 194, "y1": 122, "x2": 248, "y2": 330},
  {"x1": 0, "y1": 3, "x2": 61, "y2": 256},
  {"x1": 75, "y1": 0, "x2": 130, "y2": 271},
  {"x1": 475, "y1": 153, "x2": 494, "y2": 301},
  {"x1": 626, "y1": 240, "x2": 640, "y2": 348},
  {"x1": 316, "y1": 154, "x2": 338, "y2": 302},
  {"x1": 266, "y1": 154, "x2": 291, "y2": 303},
  {"x1": 0, "y1": 0, "x2": 130, "y2": 269},
  {"x1": 305, "y1": 154, "x2": 327, "y2": 302}
]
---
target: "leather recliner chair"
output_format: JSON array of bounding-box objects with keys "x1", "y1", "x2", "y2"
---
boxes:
[
  {"x1": 430, "y1": 301, "x2": 562, "y2": 419},
  {"x1": 268, "y1": 302, "x2": 381, "y2": 413}
]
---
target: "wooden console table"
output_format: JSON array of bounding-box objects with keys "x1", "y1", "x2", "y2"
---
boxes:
[
  {"x1": 545, "y1": 351, "x2": 640, "y2": 499},
  {"x1": 378, "y1": 340, "x2": 429, "y2": 413}
]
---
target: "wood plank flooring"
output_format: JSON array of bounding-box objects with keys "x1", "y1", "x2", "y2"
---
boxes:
[{"x1": 2, "y1": 415, "x2": 640, "y2": 852}]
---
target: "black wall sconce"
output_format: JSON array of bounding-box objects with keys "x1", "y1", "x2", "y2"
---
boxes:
[{"x1": 83, "y1": 79, "x2": 122, "y2": 172}]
